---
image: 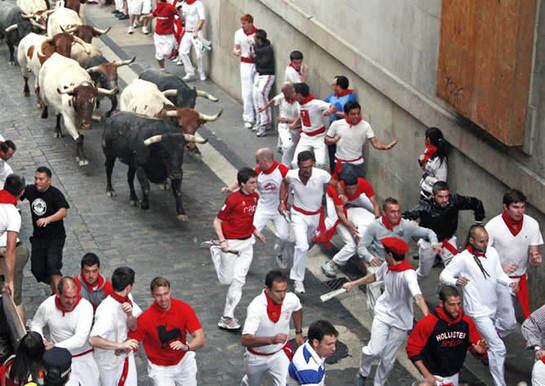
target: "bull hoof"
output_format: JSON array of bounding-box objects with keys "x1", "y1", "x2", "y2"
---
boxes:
[
  {"x1": 24, "y1": 91, "x2": 30, "y2": 97},
  {"x1": 139, "y1": 201, "x2": 149, "y2": 210},
  {"x1": 106, "y1": 190, "x2": 116, "y2": 197},
  {"x1": 9, "y1": 61, "x2": 15, "y2": 66},
  {"x1": 55, "y1": 131, "x2": 63, "y2": 138},
  {"x1": 129, "y1": 200, "x2": 138, "y2": 207},
  {"x1": 177, "y1": 214, "x2": 189, "y2": 222},
  {"x1": 160, "y1": 183, "x2": 169, "y2": 191},
  {"x1": 77, "y1": 159, "x2": 89, "y2": 167},
  {"x1": 41, "y1": 110, "x2": 48, "y2": 119}
]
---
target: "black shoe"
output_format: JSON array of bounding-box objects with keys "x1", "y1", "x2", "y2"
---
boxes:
[
  {"x1": 112, "y1": 10, "x2": 121, "y2": 14},
  {"x1": 355, "y1": 373, "x2": 366, "y2": 386},
  {"x1": 117, "y1": 13, "x2": 129, "y2": 20}
]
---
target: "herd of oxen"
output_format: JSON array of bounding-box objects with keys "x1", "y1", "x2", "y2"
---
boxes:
[{"x1": 0, "y1": 0, "x2": 223, "y2": 220}]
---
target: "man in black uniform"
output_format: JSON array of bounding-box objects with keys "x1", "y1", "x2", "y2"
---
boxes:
[
  {"x1": 406, "y1": 286, "x2": 487, "y2": 385},
  {"x1": 403, "y1": 181, "x2": 485, "y2": 280},
  {"x1": 252, "y1": 29, "x2": 275, "y2": 137},
  {"x1": 22, "y1": 166, "x2": 69, "y2": 294}
]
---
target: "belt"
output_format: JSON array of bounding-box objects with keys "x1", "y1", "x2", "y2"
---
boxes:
[
  {"x1": 72, "y1": 348, "x2": 94, "y2": 358},
  {"x1": 292, "y1": 205, "x2": 321, "y2": 216},
  {"x1": 301, "y1": 126, "x2": 326, "y2": 137},
  {"x1": 240, "y1": 57, "x2": 255, "y2": 64}
]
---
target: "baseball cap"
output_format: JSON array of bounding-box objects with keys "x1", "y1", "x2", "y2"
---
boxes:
[{"x1": 43, "y1": 347, "x2": 72, "y2": 385}]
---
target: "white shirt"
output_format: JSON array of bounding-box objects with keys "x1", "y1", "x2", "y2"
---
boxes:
[
  {"x1": 234, "y1": 28, "x2": 255, "y2": 59},
  {"x1": 286, "y1": 168, "x2": 330, "y2": 213},
  {"x1": 256, "y1": 162, "x2": 289, "y2": 212},
  {"x1": 0, "y1": 202, "x2": 21, "y2": 243},
  {"x1": 486, "y1": 214, "x2": 544, "y2": 277},
  {"x1": 288, "y1": 342, "x2": 326, "y2": 386},
  {"x1": 326, "y1": 119, "x2": 375, "y2": 163},
  {"x1": 272, "y1": 93, "x2": 299, "y2": 121},
  {"x1": 284, "y1": 65, "x2": 304, "y2": 84},
  {"x1": 181, "y1": 0, "x2": 205, "y2": 31},
  {"x1": 31, "y1": 295, "x2": 94, "y2": 355},
  {"x1": 242, "y1": 291, "x2": 302, "y2": 354},
  {"x1": 373, "y1": 263, "x2": 422, "y2": 330},
  {"x1": 91, "y1": 294, "x2": 142, "y2": 371},
  {"x1": 440, "y1": 247, "x2": 512, "y2": 318},
  {"x1": 297, "y1": 99, "x2": 331, "y2": 135},
  {"x1": 0, "y1": 160, "x2": 13, "y2": 189}
]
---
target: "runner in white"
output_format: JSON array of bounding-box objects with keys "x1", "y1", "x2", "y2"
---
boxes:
[
  {"x1": 486, "y1": 189, "x2": 543, "y2": 334},
  {"x1": 284, "y1": 50, "x2": 307, "y2": 84},
  {"x1": 89, "y1": 267, "x2": 142, "y2": 386},
  {"x1": 241, "y1": 270, "x2": 303, "y2": 386},
  {"x1": 233, "y1": 14, "x2": 257, "y2": 129},
  {"x1": 258, "y1": 83, "x2": 300, "y2": 166},
  {"x1": 176, "y1": 0, "x2": 209, "y2": 81},
  {"x1": 30, "y1": 277, "x2": 99, "y2": 386},
  {"x1": 440, "y1": 225, "x2": 517, "y2": 386},
  {"x1": 290, "y1": 83, "x2": 336, "y2": 169},
  {"x1": 279, "y1": 151, "x2": 334, "y2": 294}
]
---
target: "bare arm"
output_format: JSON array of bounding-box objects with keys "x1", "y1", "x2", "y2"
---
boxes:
[
  {"x1": 37, "y1": 208, "x2": 68, "y2": 227},
  {"x1": 414, "y1": 294, "x2": 429, "y2": 316},
  {"x1": 89, "y1": 336, "x2": 138, "y2": 351},
  {"x1": 233, "y1": 43, "x2": 241, "y2": 56},
  {"x1": 413, "y1": 360, "x2": 436, "y2": 383},
  {"x1": 187, "y1": 328, "x2": 205, "y2": 351},
  {"x1": 370, "y1": 196, "x2": 380, "y2": 218},
  {"x1": 278, "y1": 179, "x2": 289, "y2": 213},
  {"x1": 2, "y1": 231, "x2": 18, "y2": 294},
  {"x1": 324, "y1": 135, "x2": 339, "y2": 145},
  {"x1": 369, "y1": 137, "x2": 397, "y2": 151},
  {"x1": 343, "y1": 272, "x2": 376, "y2": 291},
  {"x1": 258, "y1": 98, "x2": 276, "y2": 113}
]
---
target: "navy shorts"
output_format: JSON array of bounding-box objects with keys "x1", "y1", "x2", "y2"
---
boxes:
[{"x1": 30, "y1": 237, "x2": 65, "y2": 284}]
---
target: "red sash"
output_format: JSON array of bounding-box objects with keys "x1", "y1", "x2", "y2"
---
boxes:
[
  {"x1": 248, "y1": 341, "x2": 293, "y2": 360},
  {"x1": 292, "y1": 205, "x2": 321, "y2": 216},
  {"x1": 72, "y1": 348, "x2": 94, "y2": 358},
  {"x1": 441, "y1": 239, "x2": 459, "y2": 256},
  {"x1": 510, "y1": 274, "x2": 530, "y2": 318},
  {"x1": 118, "y1": 357, "x2": 129, "y2": 386},
  {"x1": 240, "y1": 57, "x2": 256, "y2": 64},
  {"x1": 302, "y1": 126, "x2": 326, "y2": 137}
]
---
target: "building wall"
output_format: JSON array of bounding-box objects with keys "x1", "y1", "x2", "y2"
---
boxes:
[{"x1": 204, "y1": 0, "x2": 545, "y2": 305}]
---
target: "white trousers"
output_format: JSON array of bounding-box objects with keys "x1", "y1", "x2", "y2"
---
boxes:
[
  {"x1": 290, "y1": 210, "x2": 320, "y2": 282},
  {"x1": 240, "y1": 62, "x2": 256, "y2": 123},
  {"x1": 332, "y1": 208, "x2": 375, "y2": 266},
  {"x1": 278, "y1": 122, "x2": 299, "y2": 166},
  {"x1": 67, "y1": 352, "x2": 100, "y2": 386},
  {"x1": 241, "y1": 350, "x2": 290, "y2": 386},
  {"x1": 253, "y1": 74, "x2": 275, "y2": 127},
  {"x1": 154, "y1": 33, "x2": 177, "y2": 61},
  {"x1": 417, "y1": 237, "x2": 457, "y2": 279},
  {"x1": 114, "y1": 0, "x2": 124, "y2": 12},
  {"x1": 472, "y1": 315, "x2": 507, "y2": 386},
  {"x1": 98, "y1": 353, "x2": 137, "y2": 386},
  {"x1": 178, "y1": 32, "x2": 205, "y2": 77},
  {"x1": 494, "y1": 283, "x2": 518, "y2": 338},
  {"x1": 253, "y1": 206, "x2": 290, "y2": 256},
  {"x1": 434, "y1": 373, "x2": 459, "y2": 386},
  {"x1": 533, "y1": 360, "x2": 545, "y2": 386},
  {"x1": 365, "y1": 264, "x2": 383, "y2": 315},
  {"x1": 359, "y1": 318, "x2": 407, "y2": 386},
  {"x1": 292, "y1": 134, "x2": 328, "y2": 170},
  {"x1": 148, "y1": 351, "x2": 197, "y2": 386},
  {"x1": 210, "y1": 237, "x2": 255, "y2": 318}
]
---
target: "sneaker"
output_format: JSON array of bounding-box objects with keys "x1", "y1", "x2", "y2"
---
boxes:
[
  {"x1": 244, "y1": 121, "x2": 253, "y2": 130},
  {"x1": 217, "y1": 316, "x2": 240, "y2": 330},
  {"x1": 275, "y1": 254, "x2": 288, "y2": 269},
  {"x1": 321, "y1": 261, "x2": 337, "y2": 278},
  {"x1": 294, "y1": 280, "x2": 305, "y2": 294},
  {"x1": 175, "y1": 58, "x2": 183, "y2": 65},
  {"x1": 112, "y1": 9, "x2": 122, "y2": 14},
  {"x1": 256, "y1": 126, "x2": 267, "y2": 137},
  {"x1": 251, "y1": 123, "x2": 260, "y2": 132},
  {"x1": 182, "y1": 73, "x2": 195, "y2": 81},
  {"x1": 199, "y1": 74, "x2": 207, "y2": 81},
  {"x1": 127, "y1": 26, "x2": 134, "y2": 34},
  {"x1": 142, "y1": 26, "x2": 149, "y2": 34},
  {"x1": 355, "y1": 373, "x2": 366, "y2": 386}
]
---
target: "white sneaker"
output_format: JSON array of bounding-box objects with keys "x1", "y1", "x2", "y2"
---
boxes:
[
  {"x1": 175, "y1": 58, "x2": 183, "y2": 66},
  {"x1": 142, "y1": 26, "x2": 149, "y2": 34},
  {"x1": 321, "y1": 261, "x2": 337, "y2": 278},
  {"x1": 127, "y1": 26, "x2": 134, "y2": 34},
  {"x1": 244, "y1": 122, "x2": 253, "y2": 129},
  {"x1": 217, "y1": 316, "x2": 240, "y2": 330},
  {"x1": 294, "y1": 280, "x2": 306, "y2": 294},
  {"x1": 182, "y1": 73, "x2": 195, "y2": 81},
  {"x1": 251, "y1": 124, "x2": 260, "y2": 132},
  {"x1": 199, "y1": 74, "x2": 207, "y2": 81}
]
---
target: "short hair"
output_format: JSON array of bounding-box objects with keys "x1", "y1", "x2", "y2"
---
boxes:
[
  {"x1": 503, "y1": 189, "x2": 527, "y2": 207},
  {"x1": 0, "y1": 141, "x2": 15, "y2": 154},
  {"x1": 297, "y1": 150, "x2": 315, "y2": 165},
  {"x1": 256, "y1": 147, "x2": 274, "y2": 162},
  {"x1": 255, "y1": 29, "x2": 267, "y2": 41},
  {"x1": 111, "y1": 267, "x2": 135, "y2": 292},
  {"x1": 289, "y1": 50, "x2": 303, "y2": 61},
  {"x1": 4, "y1": 174, "x2": 25, "y2": 197},
  {"x1": 308, "y1": 320, "x2": 338, "y2": 343},
  {"x1": 334, "y1": 75, "x2": 349, "y2": 90},
  {"x1": 240, "y1": 13, "x2": 253, "y2": 23},
  {"x1": 237, "y1": 167, "x2": 257, "y2": 185},
  {"x1": 343, "y1": 101, "x2": 361, "y2": 115},
  {"x1": 57, "y1": 277, "x2": 76, "y2": 295},
  {"x1": 265, "y1": 270, "x2": 288, "y2": 289},
  {"x1": 4, "y1": 140, "x2": 16, "y2": 151},
  {"x1": 464, "y1": 224, "x2": 487, "y2": 248},
  {"x1": 150, "y1": 276, "x2": 170, "y2": 292},
  {"x1": 281, "y1": 83, "x2": 295, "y2": 94},
  {"x1": 293, "y1": 82, "x2": 309, "y2": 97},
  {"x1": 439, "y1": 285, "x2": 460, "y2": 302},
  {"x1": 382, "y1": 197, "x2": 399, "y2": 211},
  {"x1": 36, "y1": 166, "x2": 52, "y2": 178},
  {"x1": 80, "y1": 253, "x2": 100, "y2": 269},
  {"x1": 383, "y1": 245, "x2": 405, "y2": 261},
  {"x1": 339, "y1": 168, "x2": 358, "y2": 186},
  {"x1": 432, "y1": 181, "x2": 449, "y2": 195}
]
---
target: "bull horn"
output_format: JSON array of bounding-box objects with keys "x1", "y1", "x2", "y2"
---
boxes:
[
  {"x1": 196, "y1": 89, "x2": 219, "y2": 102},
  {"x1": 62, "y1": 25, "x2": 78, "y2": 34},
  {"x1": 143, "y1": 135, "x2": 163, "y2": 146},
  {"x1": 92, "y1": 115, "x2": 101, "y2": 121},
  {"x1": 93, "y1": 26, "x2": 111, "y2": 35},
  {"x1": 165, "y1": 110, "x2": 178, "y2": 117},
  {"x1": 72, "y1": 36, "x2": 91, "y2": 53},
  {"x1": 30, "y1": 20, "x2": 46, "y2": 30},
  {"x1": 162, "y1": 89, "x2": 178, "y2": 97},
  {"x1": 4, "y1": 24, "x2": 18, "y2": 32},
  {"x1": 114, "y1": 56, "x2": 135, "y2": 67},
  {"x1": 58, "y1": 84, "x2": 77, "y2": 94},
  {"x1": 198, "y1": 108, "x2": 223, "y2": 122},
  {"x1": 97, "y1": 87, "x2": 117, "y2": 96},
  {"x1": 46, "y1": 9, "x2": 56, "y2": 15},
  {"x1": 184, "y1": 133, "x2": 207, "y2": 144},
  {"x1": 20, "y1": 13, "x2": 33, "y2": 19},
  {"x1": 86, "y1": 65, "x2": 102, "y2": 73}
]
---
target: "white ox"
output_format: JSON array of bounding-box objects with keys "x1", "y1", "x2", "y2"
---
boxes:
[
  {"x1": 39, "y1": 53, "x2": 115, "y2": 165},
  {"x1": 16, "y1": 0, "x2": 47, "y2": 16},
  {"x1": 70, "y1": 40, "x2": 101, "y2": 66},
  {"x1": 47, "y1": 7, "x2": 81, "y2": 37}
]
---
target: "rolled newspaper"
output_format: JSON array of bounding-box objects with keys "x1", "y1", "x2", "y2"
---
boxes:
[{"x1": 320, "y1": 288, "x2": 347, "y2": 303}]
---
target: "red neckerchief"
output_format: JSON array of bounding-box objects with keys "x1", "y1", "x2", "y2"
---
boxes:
[
  {"x1": 300, "y1": 95, "x2": 315, "y2": 105},
  {"x1": 80, "y1": 273, "x2": 105, "y2": 292},
  {"x1": 344, "y1": 117, "x2": 362, "y2": 127},
  {"x1": 387, "y1": 260, "x2": 413, "y2": 272},
  {"x1": 466, "y1": 244, "x2": 485, "y2": 257},
  {"x1": 288, "y1": 62, "x2": 301, "y2": 74},
  {"x1": 0, "y1": 190, "x2": 18, "y2": 205},
  {"x1": 335, "y1": 89, "x2": 353, "y2": 97},
  {"x1": 285, "y1": 96, "x2": 295, "y2": 104},
  {"x1": 262, "y1": 161, "x2": 279, "y2": 175},
  {"x1": 55, "y1": 295, "x2": 81, "y2": 317},
  {"x1": 110, "y1": 292, "x2": 132, "y2": 306},
  {"x1": 381, "y1": 215, "x2": 400, "y2": 231},
  {"x1": 243, "y1": 25, "x2": 257, "y2": 36},
  {"x1": 264, "y1": 290, "x2": 282, "y2": 323},
  {"x1": 501, "y1": 210, "x2": 523, "y2": 236},
  {"x1": 185, "y1": 0, "x2": 196, "y2": 4},
  {"x1": 419, "y1": 144, "x2": 438, "y2": 166},
  {"x1": 435, "y1": 306, "x2": 463, "y2": 324}
]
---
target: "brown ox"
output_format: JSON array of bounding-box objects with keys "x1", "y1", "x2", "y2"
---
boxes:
[
  {"x1": 159, "y1": 106, "x2": 222, "y2": 144},
  {"x1": 37, "y1": 32, "x2": 88, "y2": 63},
  {"x1": 62, "y1": 25, "x2": 110, "y2": 43},
  {"x1": 65, "y1": 0, "x2": 82, "y2": 14}
]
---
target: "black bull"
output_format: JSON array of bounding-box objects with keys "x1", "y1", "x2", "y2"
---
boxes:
[
  {"x1": 103, "y1": 112, "x2": 188, "y2": 220},
  {"x1": 0, "y1": 2, "x2": 33, "y2": 63}
]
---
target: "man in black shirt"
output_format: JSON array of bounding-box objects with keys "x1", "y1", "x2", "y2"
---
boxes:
[
  {"x1": 252, "y1": 29, "x2": 275, "y2": 137},
  {"x1": 22, "y1": 166, "x2": 69, "y2": 293},
  {"x1": 403, "y1": 181, "x2": 485, "y2": 280}
]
